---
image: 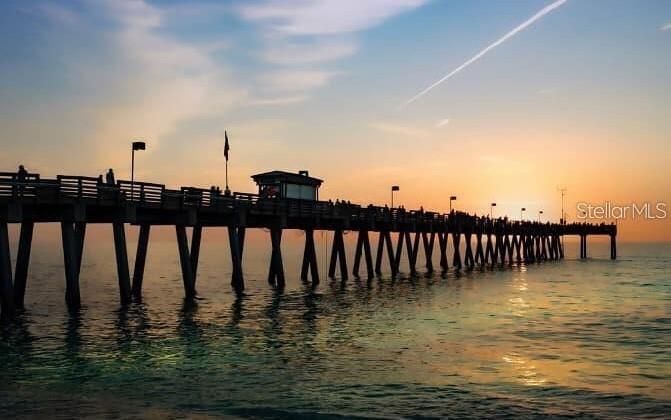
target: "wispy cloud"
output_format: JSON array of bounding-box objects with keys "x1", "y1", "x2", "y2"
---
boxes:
[
  {"x1": 403, "y1": 0, "x2": 568, "y2": 107},
  {"x1": 370, "y1": 121, "x2": 430, "y2": 138},
  {"x1": 435, "y1": 118, "x2": 450, "y2": 128},
  {"x1": 238, "y1": 0, "x2": 428, "y2": 97},
  {"x1": 661, "y1": 22, "x2": 671, "y2": 31},
  {"x1": 238, "y1": 0, "x2": 427, "y2": 36},
  {"x1": 247, "y1": 95, "x2": 310, "y2": 106},
  {"x1": 260, "y1": 38, "x2": 357, "y2": 65},
  {"x1": 259, "y1": 69, "x2": 338, "y2": 92}
]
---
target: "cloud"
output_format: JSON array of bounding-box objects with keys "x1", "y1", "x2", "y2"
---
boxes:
[
  {"x1": 238, "y1": 0, "x2": 427, "y2": 35},
  {"x1": 247, "y1": 95, "x2": 310, "y2": 106},
  {"x1": 370, "y1": 121, "x2": 430, "y2": 138},
  {"x1": 403, "y1": 0, "x2": 568, "y2": 106},
  {"x1": 435, "y1": 118, "x2": 450, "y2": 128},
  {"x1": 260, "y1": 38, "x2": 357, "y2": 65},
  {"x1": 661, "y1": 22, "x2": 671, "y2": 31},
  {"x1": 259, "y1": 69, "x2": 337, "y2": 92},
  {"x1": 238, "y1": 0, "x2": 428, "y2": 96}
]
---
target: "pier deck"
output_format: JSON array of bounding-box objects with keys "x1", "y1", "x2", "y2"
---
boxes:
[{"x1": 0, "y1": 171, "x2": 616, "y2": 317}]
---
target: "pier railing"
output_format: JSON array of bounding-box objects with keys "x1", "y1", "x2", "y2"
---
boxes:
[{"x1": 0, "y1": 169, "x2": 618, "y2": 318}]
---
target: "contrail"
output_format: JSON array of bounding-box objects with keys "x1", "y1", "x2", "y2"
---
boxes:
[{"x1": 403, "y1": 0, "x2": 568, "y2": 107}]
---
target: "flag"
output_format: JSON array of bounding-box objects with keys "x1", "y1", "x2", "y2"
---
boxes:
[
  {"x1": 132, "y1": 141, "x2": 146, "y2": 151},
  {"x1": 391, "y1": 185, "x2": 400, "y2": 191},
  {"x1": 224, "y1": 131, "x2": 230, "y2": 161},
  {"x1": 450, "y1": 196, "x2": 457, "y2": 200}
]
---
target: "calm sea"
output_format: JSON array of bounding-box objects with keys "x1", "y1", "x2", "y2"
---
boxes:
[{"x1": 1, "y1": 227, "x2": 669, "y2": 419}]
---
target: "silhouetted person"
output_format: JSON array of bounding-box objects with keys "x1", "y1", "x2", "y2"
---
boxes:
[
  {"x1": 17, "y1": 165, "x2": 27, "y2": 181},
  {"x1": 106, "y1": 168, "x2": 115, "y2": 185},
  {"x1": 17, "y1": 165, "x2": 27, "y2": 196}
]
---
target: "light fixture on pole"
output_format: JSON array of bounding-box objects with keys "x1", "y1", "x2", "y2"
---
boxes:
[
  {"x1": 490, "y1": 202, "x2": 496, "y2": 218},
  {"x1": 558, "y1": 186, "x2": 567, "y2": 224},
  {"x1": 521, "y1": 207, "x2": 526, "y2": 220},
  {"x1": 391, "y1": 185, "x2": 400, "y2": 208},
  {"x1": 449, "y1": 196, "x2": 457, "y2": 213},
  {"x1": 131, "y1": 140, "x2": 146, "y2": 200},
  {"x1": 538, "y1": 210, "x2": 544, "y2": 222}
]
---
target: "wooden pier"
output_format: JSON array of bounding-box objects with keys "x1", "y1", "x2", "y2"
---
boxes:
[{"x1": 0, "y1": 171, "x2": 616, "y2": 318}]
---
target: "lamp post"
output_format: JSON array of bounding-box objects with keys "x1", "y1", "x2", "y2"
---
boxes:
[
  {"x1": 558, "y1": 187, "x2": 567, "y2": 224},
  {"x1": 521, "y1": 207, "x2": 526, "y2": 221},
  {"x1": 449, "y1": 196, "x2": 457, "y2": 213},
  {"x1": 131, "y1": 140, "x2": 146, "y2": 200},
  {"x1": 490, "y1": 202, "x2": 496, "y2": 218},
  {"x1": 391, "y1": 185, "x2": 400, "y2": 208},
  {"x1": 538, "y1": 210, "x2": 544, "y2": 222}
]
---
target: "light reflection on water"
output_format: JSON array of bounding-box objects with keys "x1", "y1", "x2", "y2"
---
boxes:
[{"x1": 1, "y1": 232, "x2": 670, "y2": 419}]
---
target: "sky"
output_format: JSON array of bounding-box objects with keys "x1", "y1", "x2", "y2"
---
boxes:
[{"x1": 1, "y1": 0, "x2": 670, "y2": 241}]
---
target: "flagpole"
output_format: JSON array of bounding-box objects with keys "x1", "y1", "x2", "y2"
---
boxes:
[{"x1": 224, "y1": 130, "x2": 231, "y2": 195}]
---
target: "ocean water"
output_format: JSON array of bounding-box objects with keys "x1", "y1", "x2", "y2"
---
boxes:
[{"x1": 1, "y1": 227, "x2": 669, "y2": 419}]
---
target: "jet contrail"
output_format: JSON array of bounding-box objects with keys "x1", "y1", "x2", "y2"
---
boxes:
[{"x1": 403, "y1": 0, "x2": 568, "y2": 107}]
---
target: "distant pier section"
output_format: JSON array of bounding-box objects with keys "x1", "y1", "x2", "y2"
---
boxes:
[{"x1": 0, "y1": 169, "x2": 616, "y2": 317}]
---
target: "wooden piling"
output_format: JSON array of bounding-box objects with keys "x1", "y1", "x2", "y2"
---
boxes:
[
  {"x1": 438, "y1": 232, "x2": 449, "y2": 272},
  {"x1": 422, "y1": 232, "x2": 435, "y2": 273},
  {"x1": 475, "y1": 233, "x2": 485, "y2": 267},
  {"x1": 452, "y1": 233, "x2": 462, "y2": 271},
  {"x1": 268, "y1": 227, "x2": 285, "y2": 287},
  {"x1": 176, "y1": 225, "x2": 196, "y2": 298},
  {"x1": 131, "y1": 224, "x2": 151, "y2": 299},
  {"x1": 61, "y1": 222, "x2": 81, "y2": 309},
  {"x1": 485, "y1": 233, "x2": 494, "y2": 266},
  {"x1": 464, "y1": 233, "x2": 475, "y2": 270},
  {"x1": 328, "y1": 229, "x2": 348, "y2": 280},
  {"x1": 112, "y1": 222, "x2": 132, "y2": 305},
  {"x1": 301, "y1": 229, "x2": 319, "y2": 284},
  {"x1": 0, "y1": 222, "x2": 15, "y2": 317},
  {"x1": 229, "y1": 226, "x2": 245, "y2": 290},
  {"x1": 190, "y1": 226, "x2": 202, "y2": 284},
  {"x1": 13, "y1": 221, "x2": 34, "y2": 308},
  {"x1": 406, "y1": 232, "x2": 420, "y2": 275},
  {"x1": 610, "y1": 234, "x2": 617, "y2": 260}
]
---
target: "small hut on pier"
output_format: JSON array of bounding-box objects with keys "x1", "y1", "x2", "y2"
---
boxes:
[{"x1": 251, "y1": 170, "x2": 322, "y2": 200}]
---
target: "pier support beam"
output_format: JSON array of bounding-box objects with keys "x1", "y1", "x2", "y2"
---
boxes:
[
  {"x1": 61, "y1": 222, "x2": 82, "y2": 309},
  {"x1": 422, "y1": 232, "x2": 435, "y2": 273},
  {"x1": 328, "y1": 229, "x2": 348, "y2": 281},
  {"x1": 375, "y1": 231, "x2": 396, "y2": 277},
  {"x1": 513, "y1": 235, "x2": 522, "y2": 264},
  {"x1": 438, "y1": 232, "x2": 449, "y2": 272},
  {"x1": 475, "y1": 233, "x2": 485, "y2": 268},
  {"x1": 13, "y1": 221, "x2": 34, "y2": 308},
  {"x1": 113, "y1": 222, "x2": 131, "y2": 305},
  {"x1": 268, "y1": 227, "x2": 285, "y2": 288},
  {"x1": 352, "y1": 230, "x2": 374, "y2": 279},
  {"x1": 190, "y1": 226, "x2": 202, "y2": 285},
  {"x1": 406, "y1": 232, "x2": 420, "y2": 275},
  {"x1": 452, "y1": 233, "x2": 462, "y2": 271},
  {"x1": 610, "y1": 234, "x2": 617, "y2": 260},
  {"x1": 229, "y1": 226, "x2": 245, "y2": 290},
  {"x1": 301, "y1": 229, "x2": 320, "y2": 284},
  {"x1": 131, "y1": 224, "x2": 151, "y2": 300},
  {"x1": 464, "y1": 233, "x2": 475, "y2": 270},
  {"x1": 505, "y1": 235, "x2": 514, "y2": 265},
  {"x1": 0, "y1": 222, "x2": 15, "y2": 318},
  {"x1": 176, "y1": 225, "x2": 196, "y2": 299},
  {"x1": 485, "y1": 233, "x2": 494, "y2": 266}
]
